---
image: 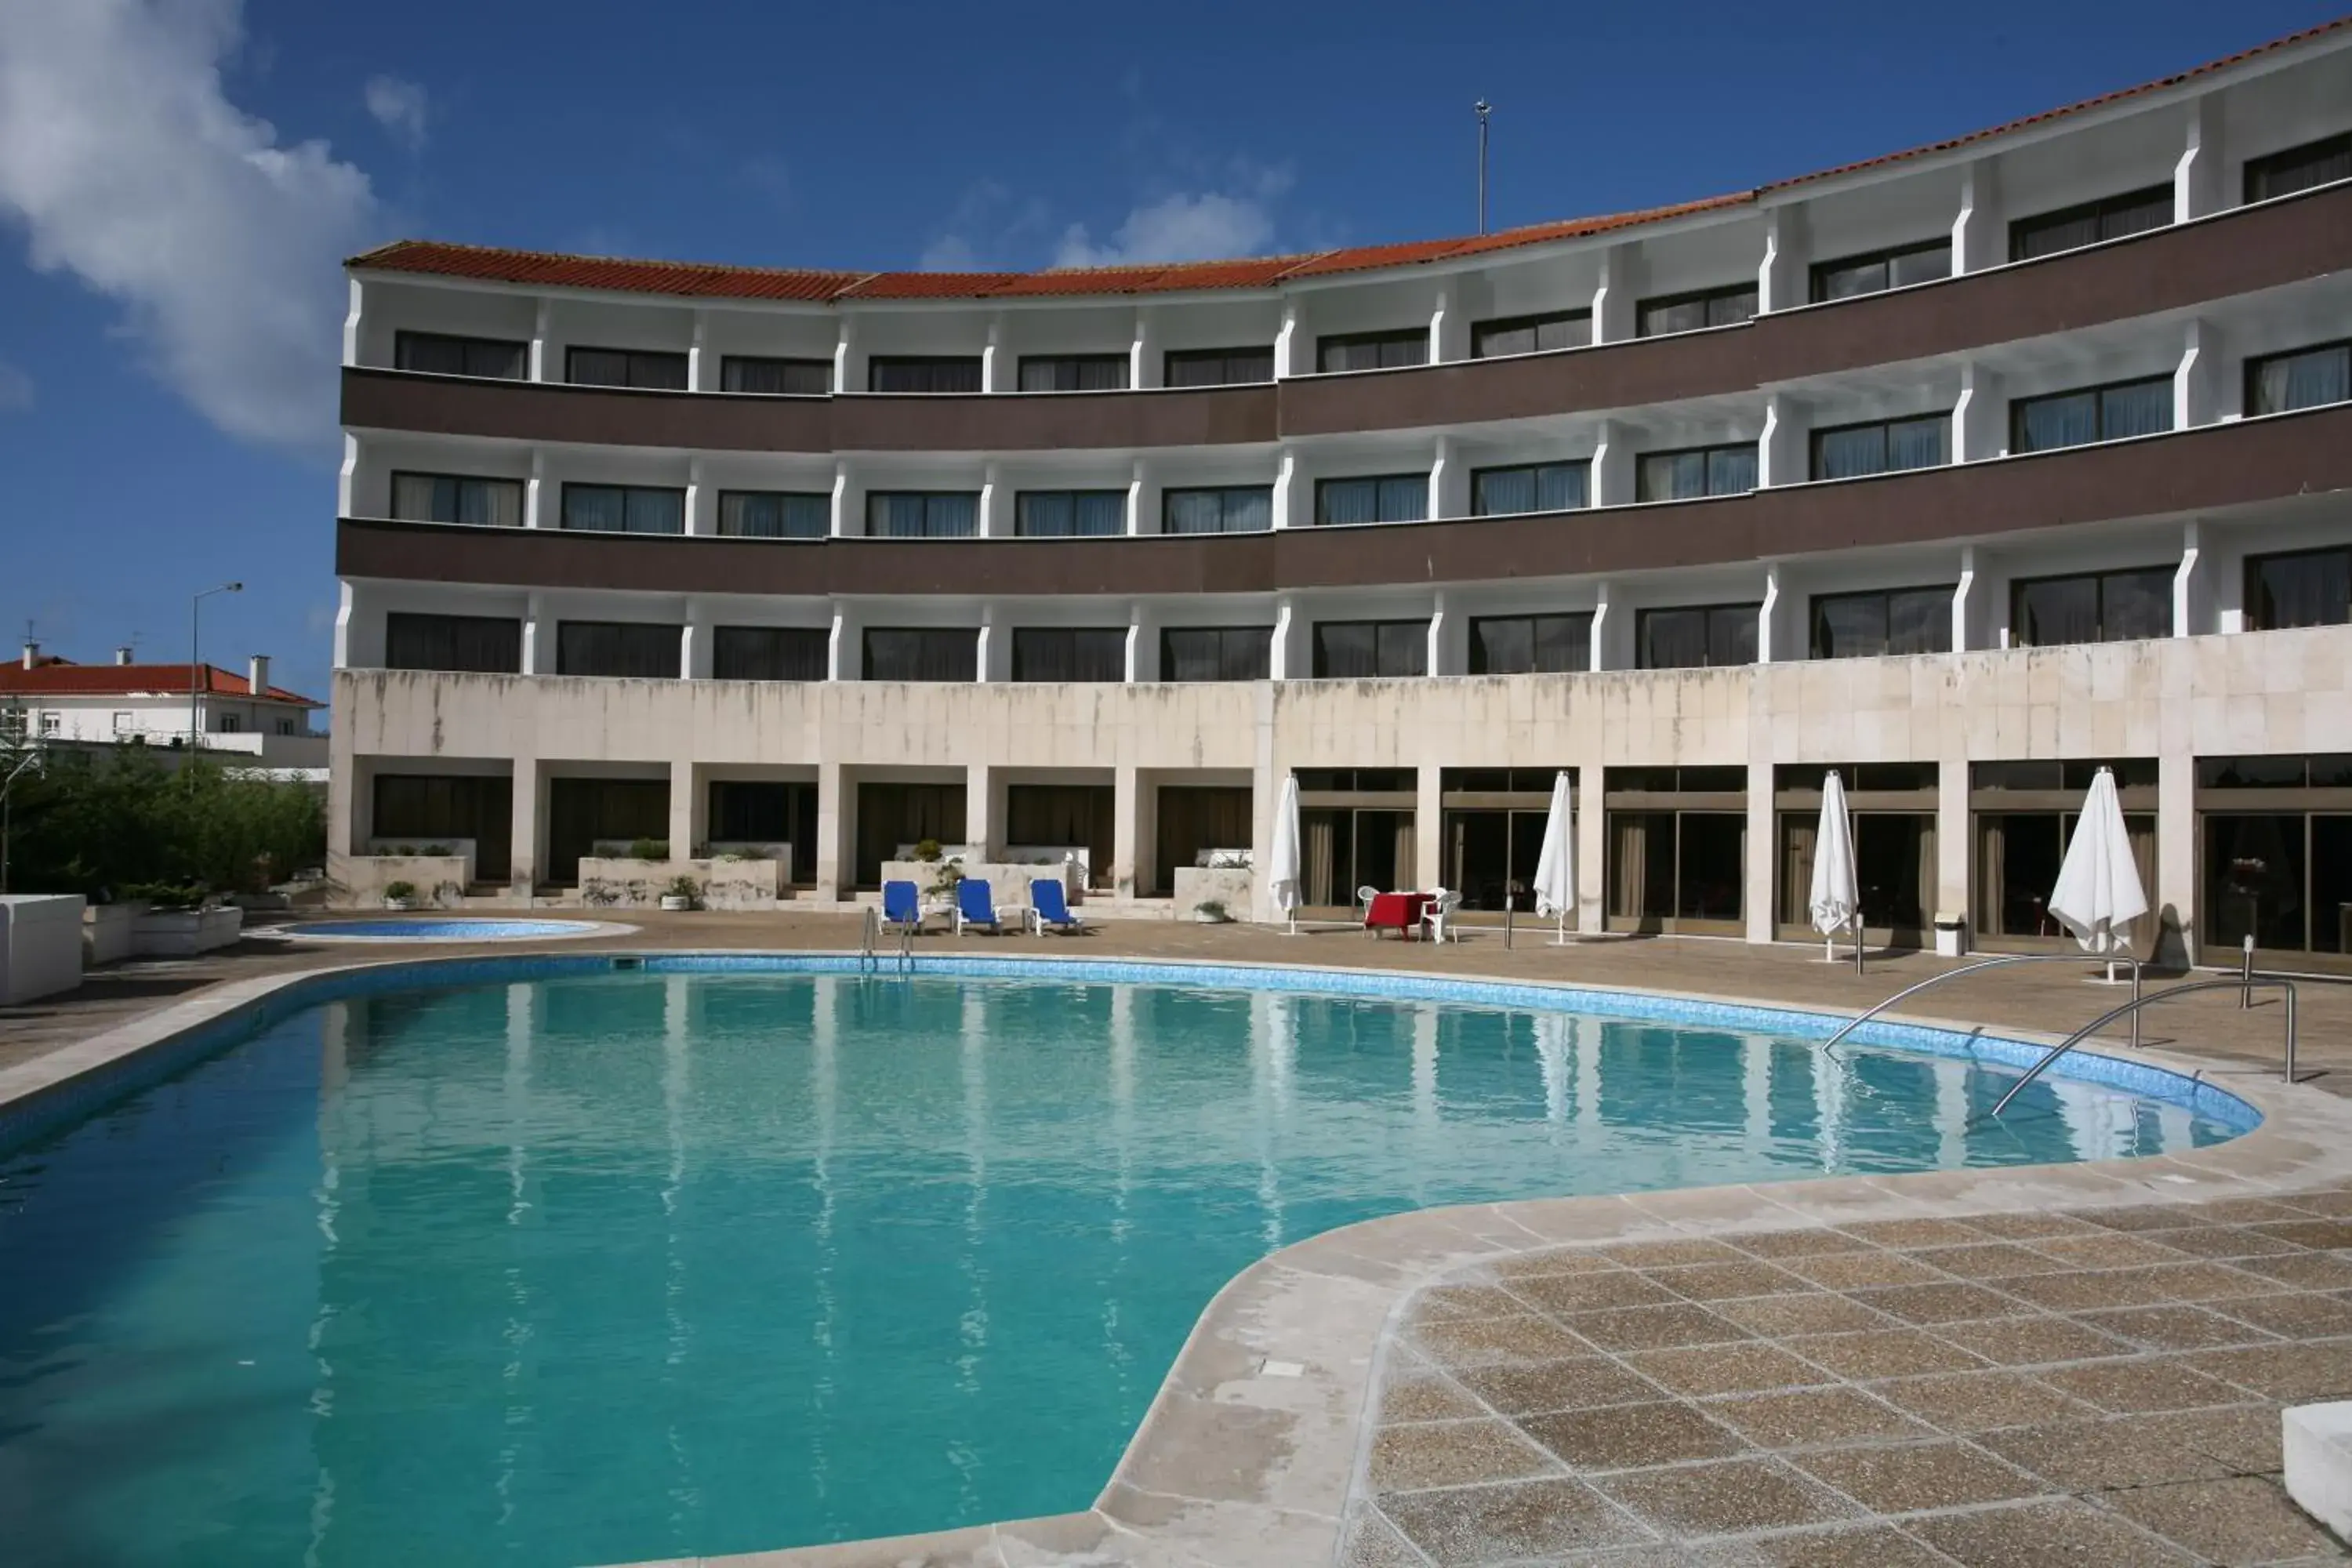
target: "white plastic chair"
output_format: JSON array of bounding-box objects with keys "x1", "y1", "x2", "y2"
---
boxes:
[
  {"x1": 1422, "y1": 887, "x2": 1462, "y2": 944},
  {"x1": 1357, "y1": 885, "x2": 1381, "y2": 932}
]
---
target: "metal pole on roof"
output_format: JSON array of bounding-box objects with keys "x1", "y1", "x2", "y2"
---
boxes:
[
  {"x1": 190, "y1": 582, "x2": 242, "y2": 764},
  {"x1": 1475, "y1": 100, "x2": 1492, "y2": 235}
]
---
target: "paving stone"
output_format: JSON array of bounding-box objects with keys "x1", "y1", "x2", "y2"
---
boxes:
[
  {"x1": 1639, "y1": 1260, "x2": 1810, "y2": 1302},
  {"x1": 1907, "y1": 1497, "x2": 2197, "y2": 1565},
  {"x1": 2074, "y1": 1203, "x2": 2208, "y2": 1232},
  {"x1": 2034, "y1": 1357, "x2": 2250, "y2": 1413},
  {"x1": 2217, "y1": 1290, "x2": 2352, "y2": 1341},
  {"x1": 2235, "y1": 1252, "x2": 2352, "y2": 1290},
  {"x1": 2030, "y1": 1232, "x2": 2197, "y2": 1269},
  {"x1": 1956, "y1": 1210, "x2": 2109, "y2": 1241},
  {"x1": 1702, "y1": 1387, "x2": 1939, "y2": 1449},
  {"x1": 1410, "y1": 1284, "x2": 1530, "y2": 1323},
  {"x1": 1836, "y1": 1218, "x2": 1991, "y2": 1248},
  {"x1": 1979, "y1": 1417, "x2": 2234, "y2": 1490},
  {"x1": 2143, "y1": 1405, "x2": 2288, "y2": 1475},
  {"x1": 1506, "y1": 1269, "x2": 1682, "y2": 1315},
  {"x1": 1784, "y1": 1327, "x2": 1991, "y2": 1379},
  {"x1": 1848, "y1": 1281, "x2": 2027, "y2": 1325},
  {"x1": 1517, "y1": 1400, "x2": 1749, "y2": 1472},
  {"x1": 2183, "y1": 1198, "x2": 2318, "y2": 1225},
  {"x1": 1792, "y1": 1439, "x2": 2053, "y2": 1513},
  {"x1": 1489, "y1": 1248, "x2": 1624, "y2": 1280},
  {"x1": 2076, "y1": 1304, "x2": 2279, "y2": 1352},
  {"x1": 1907, "y1": 1242, "x2": 2071, "y2": 1279},
  {"x1": 2186, "y1": 1338, "x2": 2352, "y2": 1401},
  {"x1": 1561, "y1": 1302, "x2": 1751, "y2": 1352},
  {"x1": 2112, "y1": 1261, "x2": 2279, "y2": 1302},
  {"x1": 1681, "y1": 1523, "x2": 1953, "y2": 1567},
  {"x1": 1378, "y1": 1370, "x2": 1489, "y2": 1424},
  {"x1": 1368, "y1": 1417, "x2": 1560, "y2": 1490},
  {"x1": 1412, "y1": 1312, "x2": 1594, "y2": 1369},
  {"x1": 1338, "y1": 1508, "x2": 1425, "y2": 1568},
  {"x1": 1381, "y1": 1475, "x2": 1653, "y2": 1565},
  {"x1": 1597, "y1": 1237, "x2": 1753, "y2": 1269},
  {"x1": 1623, "y1": 1342, "x2": 1832, "y2": 1398},
  {"x1": 2137, "y1": 1224, "x2": 2305, "y2": 1260},
  {"x1": 1867, "y1": 1370, "x2": 2095, "y2": 1433},
  {"x1": 2250, "y1": 1220, "x2": 2352, "y2": 1250},
  {"x1": 2276, "y1": 1190, "x2": 2352, "y2": 1219},
  {"x1": 1778, "y1": 1250, "x2": 1951, "y2": 1290},
  {"x1": 1594, "y1": 1456, "x2": 1857, "y2": 1537},
  {"x1": 1726, "y1": 1227, "x2": 1876, "y2": 1259},
  {"x1": 1996, "y1": 1268, "x2": 2179, "y2": 1311},
  {"x1": 1453, "y1": 1356, "x2": 1660, "y2": 1417},
  {"x1": 2099, "y1": 1475, "x2": 2350, "y2": 1565},
  {"x1": 1711, "y1": 1292, "x2": 1900, "y2": 1338},
  {"x1": 1934, "y1": 1314, "x2": 2138, "y2": 1367}
]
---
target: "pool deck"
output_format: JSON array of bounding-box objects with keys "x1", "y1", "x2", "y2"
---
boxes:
[{"x1": 5, "y1": 913, "x2": 2350, "y2": 1567}]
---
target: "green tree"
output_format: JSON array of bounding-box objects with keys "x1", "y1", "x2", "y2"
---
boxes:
[{"x1": 2, "y1": 748, "x2": 323, "y2": 899}]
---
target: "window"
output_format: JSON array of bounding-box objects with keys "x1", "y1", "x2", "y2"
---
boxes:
[
  {"x1": 1312, "y1": 620, "x2": 1427, "y2": 678},
  {"x1": 1809, "y1": 416, "x2": 1949, "y2": 480},
  {"x1": 216, "y1": 713, "x2": 241, "y2": 733},
  {"x1": 2246, "y1": 341, "x2": 2351, "y2": 416},
  {"x1": 720, "y1": 356, "x2": 830, "y2": 395},
  {"x1": 1163, "y1": 485, "x2": 1272, "y2": 535},
  {"x1": 386, "y1": 612, "x2": 523, "y2": 673},
  {"x1": 866, "y1": 491, "x2": 978, "y2": 538},
  {"x1": 2009, "y1": 183, "x2": 2172, "y2": 262},
  {"x1": 1017, "y1": 354, "x2": 1127, "y2": 392},
  {"x1": 2245, "y1": 545, "x2": 2351, "y2": 631},
  {"x1": 868, "y1": 356, "x2": 982, "y2": 394},
  {"x1": 1160, "y1": 626, "x2": 1272, "y2": 681},
  {"x1": 1809, "y1": 587, "x2": 1953, "y2": 659},
  {"x1": 390, "y1": 471, "x2": 524, "y2": 528},
  {"x1": 718, "y1": 490, "x2": 829, "y2": 539},
  {"x1": 393, "y1": 330, "x2": 527, "y2": 379},
  {"x1": 38, "y1": 712, "x2": 60, "y2": 737},
  {"x1": 565, "y1": 347, "x2": 688, "y2": 390},
  {"x1": 561, "y1": 483, "x2": 685, "y2": 534},
  {"x1": 1468, "y1": 613, "x2": 1592, "y2": 674},
  {"x1": 111, "y1": 711, "x2": 133, "y2": 734},
  {"x1": 0, "y1": 709, "x2": 21, "y2": 739},
  {"x1": 2245, "y1": 132, "x2": 2352, "y2": 203},
  {"x1": 2010, "y1": 567, "x2": 2173, "y2": 646},
  {"x1": 1636, "y1": 283, "x2": 1756, "y2": 337},
  {"x1": 278, "y1": 719, "x2": 298, "y2": 736},
  {"x1": 1010, "y1": 628, "x2": 1127, "y2": 681},
  {"x1": 1472, "y1": 310, "x2": 1591, "y2": 358},
  {"x1": 2011, "y1": 376, "x2": 2172, "y2": 453},
  {"x1": 1472, "y1": 461, "x2": 1588, "y2": 515},
  {"x1": 712, "y1": 626, "x2": 829, "y2": 681},
  {"x1": 1314, "y1": 474, "x2": 1428, "y2": 525},
  {"x1": 1636, "y1": 443, "x2": 1757, "y2": 502},
  {"x1": 1015, "y1": 490, "x2": 1126, "y2": 537},
  {"x1": 1316, "y1": 328, "x2": 1428, "y2": 373},
  {"x1": 1638, "y1": 604, "x2": 1759, "y2": 670},
  {"x1": 862, "y1": 628, "x2": 978, "y2": 681},
  {"x1": 1163, "y1": 347, "x2": 1275, "y2": 387},
  {"x1": 555, "y1": 621, "x2": 683, "y2": 678},
  {"x1": 1809, "y1": 239, "x2": 1951, "y2": 303}
]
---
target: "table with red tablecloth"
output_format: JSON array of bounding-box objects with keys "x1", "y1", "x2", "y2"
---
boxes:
[{"x1": 1364, "y1": 891, "x2": 1435, "y2": 939}]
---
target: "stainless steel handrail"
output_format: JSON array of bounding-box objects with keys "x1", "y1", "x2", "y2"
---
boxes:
[
  {"x1": 1820, "y1": 952, "x2": 2143, "y2": 1061},
  {"x1": 898, "y1": 918, "x2": 914, "y2": 973},
  {"x1": 859, "y1": 905, "x2": 880, "y2": 971},
  {"x1": 1987, "y1": 976, "x2": 2298, "y2": 1118}
]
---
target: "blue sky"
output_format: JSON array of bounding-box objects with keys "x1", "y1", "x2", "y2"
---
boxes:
[{"x1": 0, "y1": 0, "x2": 2341, "y2": 708}]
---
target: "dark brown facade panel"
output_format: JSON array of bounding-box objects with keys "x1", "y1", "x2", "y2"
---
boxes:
[
  {"x1": 826, "y1": 384, "x2": 1277, "y2": 450},
  {"x1": 338, "y1": 402, "x2": 2352, "y2": 597}
]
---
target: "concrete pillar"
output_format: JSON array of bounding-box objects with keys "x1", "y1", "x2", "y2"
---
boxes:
[
  {"x1": 524, "y1": 449, "x2": 546, "y2": 528},
  {"x1": 976, "y1": 604, "x2": 1005, "y2": 683},
  {"x1": 1127, "y1": 457, "x2": 1154, "y2": 535},
  {"x1": 1953, "y1": 158, "x2": 2002, "y2": 274},
  {"x1": 2176, "y1": 93, "x2": 2224, "y2": 222},
  {"x1": 1577, "y1": 769, "x2": 1607, "y2": 934},
  {"x1": 1759, "y1": 204, "x2": 1808, "y2": 314},
  {"x1": 978, "y1": 463, "x2": 1005, "y2": 539},
  {"x1": 1591, "y1": 419, "x2": 1632, "y2": 506},
  {"x1": 1758, "y1": 562, "x2": 1786, "y2": 665},
  {"x1": 827, "y1": 603, "x2": 860, "y2": 681},
  {"x1": 1590, "y1": 581, "x2": 1628, "y2": 671},
  {"x1": 683, "y1": 599, "x2": 713, "y2": 679},
  {"x1": 510, "y1": 759, "x2": 543, "y2": 898},
  {"x1": 1131, "y1": 309, "x2": 1159, "y2": 390},
  {"x1": 1430, "y1": 288, "x2": 1466, "y2": 364},
  {"x1": 332, "y1": 581, "x2": 355, "y2": 670},
  {"x1": 2175, "y1": 519, "x2": 2209, "y2": 637},
  {"x1": 1936, "y1": 751, "x2": 1970, "y2": 929},
  {"x1": 2176, "y1": 318, "x2": 2221, "y2": 430},
  {"x1": 1271, "y1": 447, "x2": 1298, "y2": 529},
  {"x1": 965, "y1": 763, "x2": 997, "y2": 857},
  {"x1": 981, "y1": 317, "x2": 1007, "y2": 393},
  {"x1": 1744, "y1": 765, "x2": 1775, "y2": 944},
  {"x1": 337, "y1": 434, "x2": 358, "y2": 517},
  {"x1": 815, "y1": 760, "x2": 849, "y2": 899},
  {"x1": 521, "y1": 593, "x2": 546, "y2": 676},
  {"x1": 1274, "y1": 300, "x2": 1302, "y2": 379},
  {"x1": 1415, "y1": 764, "x2": 1444, "y2": 891},
  {"x1": 688, "y1": 309, "x2": 709, "y2": 392},
  {"x1": 684, "y1": 457, "x2": 709, "y2": 536},
  {"x1": 1270, "y1": 597, "x2": 1299, "y2": 681},
  {"x1": 1127, "y1": 601, "x2": 1160, "y2": 683},
  {"x1": 1113, "y1": 764, "x2": 1145, "y2": 898},
  {"x1": 1428, "y1": 434, "x2": 1467, "y2": 520},
  {"x1": 668, "y1": 759, "x2": 702, "y2": 858},
  {"x1": 1592, "y1": 244, "x2": 1637, "y2": 343},
  {"x1": 1759, "y1": 394, "x2": 1806, "y2": 488},
  {"x1": 1954, "y1": 362, "x2": 2002, "y2": 462},
  {"x1": 1428, "y1": 590, "x2": 1466, "y2": 676},
  {"x1": 833, "y1": 318, "x2": 858, "y2": 397},
  {"x1": 1952, "y1": 546, "x2": 1983, "y2": 653},
  {"x1": 341, "y1": 278, "x2": 365, "y2": 367},
  {"x1": 2158, "y1": 750, "x2": 2197, "y2": 967},
  {"x1": 529, "y1": 298, "x2": 551, "y2": 382}
]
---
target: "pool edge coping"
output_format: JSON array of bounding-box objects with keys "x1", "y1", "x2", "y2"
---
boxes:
[{"x1": 3, "y1": 948, "x2": 2344, "y2": 1568}]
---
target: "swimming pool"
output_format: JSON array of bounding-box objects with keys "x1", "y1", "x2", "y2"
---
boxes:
[
  {"x1": 0, "y1": 959, "x2": 2250, "y2": 1566},
  {"x1": 274, "y1": 917, "x2": 627, "y2": 942}
]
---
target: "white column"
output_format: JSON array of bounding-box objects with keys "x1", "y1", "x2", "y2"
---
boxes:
[
  {"x1": 2176, "y1": 93, "x2": 2224, "y2": 222},
  {"x1": 1428, "y1": 435, "x2": 1463, "y2": 520},
  {"x1": 1577, "y1": 770, "x2": 1607, "y2": 934},
  {"x1": 683, "y1": 597, "x2": 712, "y2": 679},
  {"x1": 1759, "y1": 394, "x2": 1806, "y2": 487},
  {"x1": 684, "y1": 457, "x2": 708, "y2": 537},
  {"x1": 1759, "y1": 204, "x2": 1808, "y2": 314},
  {"x1": 1269, "y1": 597, "x2": 1298, "y2": 681},
  {"x1": 1415, "y1": 764, "x2": 1443, "y2": 889},
  {"x1": 1429, "y1": 288, "x2": 1465, "y2": 363},
  {"x1": 1953, "y1": 158, "x2": 2002, "y2": 274},
  {"x1": 2175, "y1": 318, "x2": 2220, "y2": 429},
  {"x1": 978, "y1": 463, "x2": 1005, "y2": 539},
  {"x1": 1757, "y1": 561, "x2": 1784, "y2": 665},
  {"x1": 1952, "y1": 546, "x2": 1981, "y2": 653},
  {"x1": 1273, "y1": 300, "x2": 1302, "y2": 378},
  {"x1": 1426, "y1": 590, "x2": 1449, "y2": 677},
  {"x1": 2174, "y1": 519, "x2": 2207, "y2": 638},
  {"x1": 829, "y1": 459, "x2": 855, "y2": 536},
  {"x1": 826, "y1": 602, "x2": 858, "y2": 681},
  {"x1": 2158, "y1": 750, "x2": 2196, "y2": 967},
  {"x1": 1936, "y1": 747, "x2": 1969, "y2": 926},
  {"x1": 1592, "y1": 244, "x2": 1637, "y2": 343},
  {"x1": 332, "y1": 581, "x2": 355, "y2": 670},
  {"x1": 521, "y1": 593, "x2": 546, "y2": 675},
  {"x1": 530, "y1": 298, "x2": 552, "y2": 382},
  {"x1": 1589, "y1": 580, "x2": 1617, "y2": 671},
  {"x1": 1744, "y1": 760, "x2": 1774, "y2": 944},
  {"x1": 1126, "y1": 458, "x2": 1152, "y2": 536},
  {"x1": 982, "y1": 315, "x2": 1007, "y2": 393},
  {"x1": 1131, "y1": 309, "x2": 1160, "y2": 390},
  {"x1": 833, "y1": 318, "x2": 858, "y2": 396},
  {"x1": 341, "y1": 278, "x2": 365, "y2": 367},
  {"x1": 1591, "y1": 419, "x2": 1632, "y2": 506},
  {"x1": 1127, "y1": 601, "x2": 1158, "y2": 683},
  {"x1": 337, "y1": 434, "x2": 358, "y2": 517},
  {"x1": 1271, "y1": 447, "x2": 1299, "y2": 529},
  {"x1": 1953, "y1": 362, "x2": 2002, "y2": 462},
  {"x1": 688, "y1": 309, "x2": 709, "y2": 392},
  {"x1": 668, "y1": 762, "x2": 699, "y2": 858},
  {"x1": 524, "y1": 448, "x2": 546, "y2": 528}
]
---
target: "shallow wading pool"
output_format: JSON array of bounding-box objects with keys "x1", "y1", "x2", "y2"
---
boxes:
[{"x1": 0, "y1": 956, "x2": 2254, "y2": 1566}]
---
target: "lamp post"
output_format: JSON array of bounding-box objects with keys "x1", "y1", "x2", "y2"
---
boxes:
[
  {"x1": 191, "y1": 582, "x2": 243, "y2": 753},
  {"x1": 1475, "y1": 100, "x2": 1492, "y2": 235}
]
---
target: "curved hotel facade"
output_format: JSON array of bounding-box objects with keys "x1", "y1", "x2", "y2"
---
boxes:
[{"x1": 332, "y1": 23, "x2": 2352, "y2": 969}]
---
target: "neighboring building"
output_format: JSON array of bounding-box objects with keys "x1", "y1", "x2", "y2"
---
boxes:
[
  {"x1": 332, "y1": 23, "x2": 2352, "y2": 971},
  {"x1": 2, "y1": 644, "x2": 328, "y2": 775}
]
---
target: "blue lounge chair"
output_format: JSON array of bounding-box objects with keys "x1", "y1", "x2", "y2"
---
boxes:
[
  {"x1": 1029, "y1": 878, "x2": 1085, "y2": 935},
  {"x1": 881, "y1": 879, "x2": 924, "y2": 934},
  {"x1": 954, "y1": 876, "x2": 1016, "y2": 935}
]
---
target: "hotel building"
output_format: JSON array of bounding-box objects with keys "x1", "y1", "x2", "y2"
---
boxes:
[{"x1": 331, "y1": 22, "x2": 2351, "y2": 970}]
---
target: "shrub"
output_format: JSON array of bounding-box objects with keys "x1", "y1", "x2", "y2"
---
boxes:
[
  {"x1": 1, "y1": 747, "x2": 323, "y2": 900},
  {"x1": 627, "y1": 838, "x2": 669, "y2": 861},
  {"x1": 1194, "y1": 898, "x2": 1229, "y2": 921},
  {"x1": 121, "y1": 880, "x2": 206, "y2": 909},
  {"x1": 912, "y1": 838, "x2": 942, "y2": 862},
  {"x1": 383, "y1": 880, "x2": 418, "y2": 902},
  {"x1": 664, "y1": 875, "x2": 702, "y2": 907}
]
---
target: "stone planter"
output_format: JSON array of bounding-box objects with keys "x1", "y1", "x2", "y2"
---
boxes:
[
  {"x1": 1174, "y1": 866, "x2": 1255, "y2": 923},
  {"x1": 342, "y1": 855, "x2": 470, "y2": 909},
  {"x1": 82, "y1": 899, "x2": 146, "y2": 967},
  {"x1": 659, "y1": 895, "x2": 692, "y2": 912},
  {"x1": 130, "y1": 906, "x2": 245, "y2": 957},
  {"x1": 3, "y1": 895, "x2": 88, "y2": 1004},
  {"x1": 383, "y1": 897, "x2": 414, "y2": 912},
  {"x1": 578, "y1": 858, "x2": 781, "y2": 911}
]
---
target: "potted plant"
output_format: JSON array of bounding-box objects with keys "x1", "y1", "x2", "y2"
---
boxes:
[
  {"x1": 659, "y1": 875, "x2": 701, "y2": 913},
  {"x1": 912, "y1": 838, "x2": 942, "y2": 863},
  {"x1": 383, "y1": 880, "x2": 417, "y2": 912},
  {"x1": 1192, "y1": 898, "x2": 1231, "y2": 924}
]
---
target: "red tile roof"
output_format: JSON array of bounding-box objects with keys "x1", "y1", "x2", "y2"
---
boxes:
[
  {"x1": 347, "y1": 19, "x2": 2349, "y2": 304},
  {"x1": 0, "y1": 662, "x2": 321, "y2": 707}
]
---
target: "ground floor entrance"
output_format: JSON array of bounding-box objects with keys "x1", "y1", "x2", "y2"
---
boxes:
[
  {"x1": 1154, "y1": 786, "x2": 1252, "y2": 896},
  {"x1": 1004, "y1": 783, "x2": 1116, "y2": 890},
  {"x1": 1438, "y1": 768, "x2": 1576, "y2": 917},
  {"x1": 708, "y1": 779, "x2": 820, "y2": 887},
  {"x1": 1604, "y1": 767, "x2": 1747, "y2": 935},
  {"x1": 546, "y1": 776, "x2": 670, "y2": 887},
  {"x1": 372, "y1": 774, "x2": 514, "y2": 884}
]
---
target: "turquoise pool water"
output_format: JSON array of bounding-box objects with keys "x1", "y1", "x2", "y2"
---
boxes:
[{"x1": 0, "y1": 969, "x2": 2237, "y2": 1566}]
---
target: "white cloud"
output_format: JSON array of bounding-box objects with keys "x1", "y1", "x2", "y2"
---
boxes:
[
  {"x1": 1053, "y1": 165, "x2": 1292, "y2": 268},
  {"x1": 0, "y1": 0, "x2": 383, "y2": 455},
  {"x1": 364, "y1": 74, "x2": 429, "y2": 153},
  {"x1": 0, "y1": 359, "x2": 31, "y2": 412}
]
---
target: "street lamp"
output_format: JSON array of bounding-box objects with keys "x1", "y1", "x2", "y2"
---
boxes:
[{"x1": 191, "y1": 582, "x2": 243, "y2": 752}]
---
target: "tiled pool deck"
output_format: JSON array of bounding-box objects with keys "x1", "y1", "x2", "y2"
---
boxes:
[{"x1": 5, "y1": 913, "x2": 2350, "y2": 1566}]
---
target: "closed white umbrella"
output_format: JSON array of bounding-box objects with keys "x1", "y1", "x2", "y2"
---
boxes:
[
  {"x1": 1809, "y1": 769, "x2": 1861, "y2": 971},
  {"x1": 1530, "y1": 770, "x2": 1574, "y2": 945},
  {"x1": 1269, "y1": 774, "x2": 1303, "y2": 933},
  {"x1": 2048, "y1": 765, "x2": 2148, "y2": 982}
]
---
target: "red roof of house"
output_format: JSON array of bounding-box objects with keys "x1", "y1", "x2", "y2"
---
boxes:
[
  {"x1": 0, "y1": 662, "x2": 321, "y2": 707},
  {"x1": 347, "y1": 20, "x2": 2347, "y2": 306}
]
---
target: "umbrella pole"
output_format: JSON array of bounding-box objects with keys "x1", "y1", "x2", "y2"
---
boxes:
[{"x1": 1853, "y1": 914, "x2": 1864, "y2": 976}]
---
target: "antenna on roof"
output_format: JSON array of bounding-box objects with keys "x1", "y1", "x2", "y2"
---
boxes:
[{"x1": 1475, "y1": 100, "x2": 1493, "y2": 236}]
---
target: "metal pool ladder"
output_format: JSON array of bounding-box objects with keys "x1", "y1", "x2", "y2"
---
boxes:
[
  {"x1": 858, "y1": 906, "x2": 914, "y2": 975},
  {"x1": 1820, "y1": 953, "x2": 2144, "y2": 1062},
  {"x1": 1987, "y1": 976, "x2": 2298, "y2": 1118}
]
